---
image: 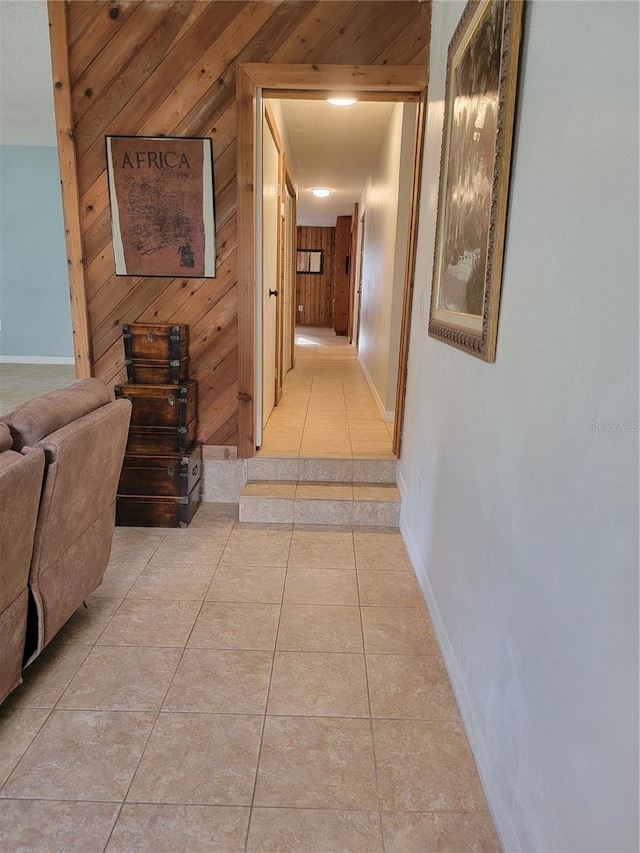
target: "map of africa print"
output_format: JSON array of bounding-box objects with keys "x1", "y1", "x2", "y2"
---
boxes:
[{"x1": 106, "y1": 136, "x2": 216, "y2": 278}]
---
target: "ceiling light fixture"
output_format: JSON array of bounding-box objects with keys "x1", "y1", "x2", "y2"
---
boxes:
[
  {"x1": 326, "y1": 96, "x2": 358, "y2": 106},
  {"x1": 311, "y1": 188, "x2": 331, "y2": 198}
]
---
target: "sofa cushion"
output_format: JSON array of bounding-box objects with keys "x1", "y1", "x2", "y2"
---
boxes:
[
  {"x1": 26, "y1": 397, "x2": 131, "y2": 656},
  {"x1": 2, "y1": 378, "x2": 112, "y2": 450},
  {"x1": 0, "y1": 422, "x2": 12, "y2": 452},
  {"x1": 0, "y1": 444, "x2": 45, "y2": 702},
  {"x1": 30, "y1": 400, "x2": 131, "y2": 574},
  {"x1": 0, "y1": 446, "x2": 45, "y2": 609}
]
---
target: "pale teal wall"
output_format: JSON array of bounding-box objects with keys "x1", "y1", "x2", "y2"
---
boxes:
[{"x1": 0, "y1": 145, "x2": 73, "y2": 358}]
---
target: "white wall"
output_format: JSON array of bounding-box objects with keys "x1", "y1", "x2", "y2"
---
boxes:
[
  {"x1": 358, "y1": 103, "x2": 416, "y2": 417},
  {"x1": 399, "y1": 3, "x2": 638, "y2": 852}
]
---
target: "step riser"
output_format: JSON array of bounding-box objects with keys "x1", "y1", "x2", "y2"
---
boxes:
[
  {"x1": 245, "y1": 457, "x2": 397, "y2": 484},
  {"x1": 239, "y1": 496, "x2": 400, "y2": 527}
]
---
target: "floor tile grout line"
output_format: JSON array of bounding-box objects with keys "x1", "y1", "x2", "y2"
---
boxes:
[
  {"x1": 47, "y1": 645, "x2": 93, "y2": 713},
  {"x1": 105, "y1": 517, "x2": 238, "y2": 813},
  {"x1": 0, "y1": 796, "x2": 488, "y2": 815},
  {"x1": 0, "y1": 705, "x2": 55, "y2": 794},
  {"x1": 199, "y1": 521, "x2": 238, "y2": 602},
  {"x1": 100, "y1": 537, "x2": 225, "y2": 851},
  {"x1": 9, "y1": 708, "x2": 459, "y2": 721},
  {"x1": 52, "y1": 642, "x2": 437, "y2": 657},
  {"x1": 244, "y1": 525, "x2": 292, "y2": 851},
  {"x1": 89, "y1": 533, "x2": 169, "y2": 648},
  {"x1": 354, "y1": 566, "x2": 386, "y2": 842}
]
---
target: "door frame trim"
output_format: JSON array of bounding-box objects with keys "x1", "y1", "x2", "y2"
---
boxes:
[
  {"x1": 282, "y1": 161, "x2": 297, "y2": 377},
  {"x1": 236, "y1": 63, "x2": 428, "y2": 458}
]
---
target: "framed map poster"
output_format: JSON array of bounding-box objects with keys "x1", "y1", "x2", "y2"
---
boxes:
[{"x1": 106, "y1": 136, "x2": 216, "y2": 278}]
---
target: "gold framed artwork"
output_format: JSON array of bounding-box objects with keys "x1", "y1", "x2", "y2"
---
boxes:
[
  {"x1": 428, "y1": 0, "x2": 524, "y2": 361},
  {"x1": 106, "y1": 136, "x2": 216, "y2": 278}
]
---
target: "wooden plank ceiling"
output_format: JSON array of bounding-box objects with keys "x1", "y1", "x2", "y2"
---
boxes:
[{"x1": 64, "y1": 0, "x2": 430, "y2": 446}]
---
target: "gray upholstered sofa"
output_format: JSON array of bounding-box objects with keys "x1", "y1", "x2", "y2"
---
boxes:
[{"x1": 0, "y1": 379, "x2": 131, "y2": 685}]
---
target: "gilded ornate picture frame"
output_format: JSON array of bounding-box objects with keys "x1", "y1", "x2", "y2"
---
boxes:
[{"x1": 428, "y1": 0, "x2": 524, "y2": 361}]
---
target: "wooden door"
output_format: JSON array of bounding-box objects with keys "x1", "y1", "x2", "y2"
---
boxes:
[
  {"x1": 262, "y1": 111, "x2": 279, "y2": 428},
  {"x1": 332, "y1": 215, "x2": 351, "y2": 335}
]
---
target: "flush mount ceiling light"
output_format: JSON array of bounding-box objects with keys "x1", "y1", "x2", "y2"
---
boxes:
[
  {"x1": 311, "y1": 188, "x2": 332, "y2": 198},
  {"x1": 326, "y1": 96, "x2": 358, "y2": 106}
]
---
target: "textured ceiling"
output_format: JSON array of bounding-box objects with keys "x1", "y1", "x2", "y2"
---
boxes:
[
  {"x1": 0, "y1": 0, "x2": 56, "y2": 145},
  {"x1": 273, "y1": 98, "x2": 395, "y2": 227}
]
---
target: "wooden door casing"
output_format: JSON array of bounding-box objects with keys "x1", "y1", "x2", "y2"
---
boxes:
[
  {"x1": 347, "y1": 203, "x2": 359, "y2": 343},
  {"x1": 261, "y1": 110, "x2": 279, "y2": 428},
  {"x1": 281, "y1": 169, "x2": 296, "y2": 378}
]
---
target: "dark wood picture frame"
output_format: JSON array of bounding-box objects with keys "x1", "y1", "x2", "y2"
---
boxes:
[
  {"x1": 106, "y1": 135, "x2": 216, "y2": 279},
  {"x1": 296, "y1": 248, "x2": 324, "y2": 275}
]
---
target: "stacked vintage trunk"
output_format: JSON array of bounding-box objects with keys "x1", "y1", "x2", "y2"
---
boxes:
[{"x1": 115, "y1": 324, "x2": 201, "y2": 528}]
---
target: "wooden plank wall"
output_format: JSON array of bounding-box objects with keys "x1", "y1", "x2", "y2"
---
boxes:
[
  {"x1": 296, "y1": 226, "x2": 334, "y2": 327},
  {"x1": 58, "y1": 0, "x2": 430, "y2": 446}
]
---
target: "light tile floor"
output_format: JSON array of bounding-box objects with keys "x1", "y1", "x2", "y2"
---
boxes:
[
  {"x1": 260, "y1": 327, "x2": 395, "y2": 459},
  {"x1": 0, "y1": 363, "x2": 76, "y2": 412},
  {"x1": 0, "y1": 360, "x2": 500, "y2": 850},
  {"x1": 0, "y1": 509, "x2": 500, "y2": 852}
]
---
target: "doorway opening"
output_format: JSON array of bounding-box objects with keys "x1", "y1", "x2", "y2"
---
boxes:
[
  {"x1": 236, "y1": 64, "x2": 427, "y2": 459},
  {"x1": 259, "y1": 97, "x2": 417, "y2": 460}
]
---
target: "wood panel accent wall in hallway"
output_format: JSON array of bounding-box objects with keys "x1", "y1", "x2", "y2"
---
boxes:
[
  {"x1": 332, "y1": 215, "x2": 351, "y2": 336},
  {"x1": 52, "y1": 0, "x2": 430, "y2": 447},
  {"x1": 296, "y1": 226, "x2": 334, "y2": 327}
]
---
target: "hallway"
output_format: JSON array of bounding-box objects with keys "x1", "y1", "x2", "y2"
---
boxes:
[
  {"x1": 0, "y1": 506, "x2": 499, "y2": 851},
  {"x1": 259, "y1": 327, "x2": 395, "y2": 459}
]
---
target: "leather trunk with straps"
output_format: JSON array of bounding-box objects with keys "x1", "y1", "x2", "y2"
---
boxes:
[
  {"x1": 114, "y1": 381, "x2": 197, "y2": 429},
  {"x1": 117, "y1": 322, "x2": 201, "y2": 526},
  {"x1": 125, "y1": 420, "x2": 197, "y2": 455},
  {"x1": 122, "y1": 324, "x2": 189, "y2": 386},
  {"x1": 116, "y1": 481, "x2": 201, "y2": 528},
  {"x1": 118, "y1": 444, "x2": 202, "y2": 498},
  {"x1": 122, "y1": 323, "x2": 189, "y2": 360},
  {"x1": 125, "y1": 356, "x2": 189, "y2": 386}
]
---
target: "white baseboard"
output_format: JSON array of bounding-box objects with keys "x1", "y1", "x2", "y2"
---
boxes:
[
  {"x1": 0, "y1": 356, "x2": 75, "y2": 365},
  {"x1": 357, "y1": 356, "x2": 395, "y2": 422},
  {"x1": 400, "y1": 515, "x2": 522, "y2": 853}
]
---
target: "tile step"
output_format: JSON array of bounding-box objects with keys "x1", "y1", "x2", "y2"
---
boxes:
[
  {"x1": 239, "y1": 480, "x2": 400, "y2": 526},
  {"x1": 246, "y1": 456, "x2": 397, "y2": 484}
]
